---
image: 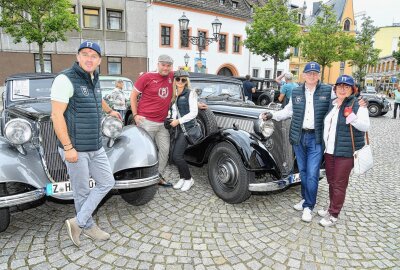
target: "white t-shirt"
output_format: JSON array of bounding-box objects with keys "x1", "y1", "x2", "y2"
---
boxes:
[{"x1": 50, "y1": 74, "x2": 73, "y2": 103}]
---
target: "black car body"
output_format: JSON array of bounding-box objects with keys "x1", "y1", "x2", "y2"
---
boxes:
[
  {"x1": 235, "y1": 76, "x2": 280, "y2": 106},
  {"x1": 184, "y1": 72, "x2": 321, "y2": 204},
  {"x1": 359, "y1": 89, "x2": 391, "y2": 117}
]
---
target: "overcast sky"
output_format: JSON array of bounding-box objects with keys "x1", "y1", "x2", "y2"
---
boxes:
[{"x1": 291, "y1": 0, "x2": 400, "y2": 27}]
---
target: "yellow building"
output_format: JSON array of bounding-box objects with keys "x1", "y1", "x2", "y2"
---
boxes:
[
  {"x1": 290, "y1": 0, "x2": 356, "y2": 84},
  {"x1": 365, "y1": 26, "x2": 400, "y2": 89}
]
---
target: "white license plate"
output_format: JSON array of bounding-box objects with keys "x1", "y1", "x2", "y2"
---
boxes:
[{"x1": 46, "y1": 179, "x2": 96, "y2": 196}]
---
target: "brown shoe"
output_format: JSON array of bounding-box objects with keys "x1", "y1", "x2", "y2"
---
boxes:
[
  {"x1": 83, "y1": 225, "x2": 110, "y2": 241},
  {"x1": 65, "y1": 217, "x2": 82, "y2": 247}
]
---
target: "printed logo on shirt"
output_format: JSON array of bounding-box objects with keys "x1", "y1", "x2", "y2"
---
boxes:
[
  {"x1": 294, "y1": 96, "x2": 303, "y2": 104},
  {"x1": 80, "y1": 86, "x2": 89, "y2": 96},
  {"x1": 158, "y1": 87, "x2": 169, "y2": 99}
]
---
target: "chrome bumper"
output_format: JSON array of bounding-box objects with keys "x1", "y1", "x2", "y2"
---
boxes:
[
  {"x1": 0, "y1": 189, "x2": 46, "y2": 208},
  {"x1": 114, "y1": 175, "x2": 159, "y2": 189},
  {"x1": 249, "y1": 169, "x2": 326, "y2": 192}
]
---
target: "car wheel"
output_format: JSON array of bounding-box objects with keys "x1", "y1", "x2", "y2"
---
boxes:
[
  {"x1": 0, "y1": 208, "x2": 10, "y2": 232},
  {"x1": 258, "y1": 94, "x2": 271, "y2": 106},
  {"x1": 381, "y1": 111, "x2": 387, "y2": 116},
  {"x1": 208, "y1": 142, "x2": 253, "y2": 204},
  {"x1": 197, "y1": 108, "x2": 218, "y2": 137},
  {"x1": 368, "y1": 103, "x2": 381, "y2": 117},
  {"x1": 120, "y1": 185, "x2": 157, "y2": 206}
]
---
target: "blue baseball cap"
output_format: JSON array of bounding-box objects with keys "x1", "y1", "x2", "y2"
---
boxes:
[
  {"x1": 78, "y1": 41, "x2": 101, "y2": 56},
  {"x1": 303, "y1": 61, "x2": 321, "y2": 73},
  {"x1": 335, "y1": 75, "x2": 354, "y2": 86}
]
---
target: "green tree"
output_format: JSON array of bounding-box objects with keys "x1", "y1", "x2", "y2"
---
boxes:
[
  {"x1": 0, "y1": 0, "x2": 80, "y2": 72},
  {"x1": 244, "y1": 0, "x2": 301, "y2": 78},
  {"x1": 349, "y1": 16, "x2": 380, "y2": 86},
  {"x1": 393, "y1": 39, "x2": 400, "y2": 66},
  {"x1": 301, "y1": 4, "x2": 355, "y2": 82}
]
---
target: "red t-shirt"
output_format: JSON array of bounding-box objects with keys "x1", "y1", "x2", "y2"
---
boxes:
[{"x1": 134, "y1": 71, "x2": 173, "y2": 122}]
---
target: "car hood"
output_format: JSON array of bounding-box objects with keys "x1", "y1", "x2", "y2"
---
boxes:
[
  {"x1": 8, "y1": 101, "x2": 51, "y2": 119},
  {"x1": 207, "y1": 102, "x2": 270, "y2": 119}
]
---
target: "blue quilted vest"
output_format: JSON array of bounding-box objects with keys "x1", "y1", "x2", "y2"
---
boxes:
[
  {"x1": 290, "y1": 82, "x2": 331, "y2": 145},
  {"x1": 176, "y1": 88, "x2": 196, "y2": 129},
  {"x1": 328, "y1": 96, "x2": 366, "y2": 157},
  {"x1": 61, "y1": 62, "x2": 103, "y2": 152}
]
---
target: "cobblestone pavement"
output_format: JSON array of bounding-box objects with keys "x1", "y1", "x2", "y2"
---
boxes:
[{"x1": 1, "y1": 112, "x2": 399, "y2": 270}]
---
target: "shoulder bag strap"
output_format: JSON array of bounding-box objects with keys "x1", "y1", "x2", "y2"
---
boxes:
[{"x1": 176, "y1": 102, "x2": 189, "y2": 136}]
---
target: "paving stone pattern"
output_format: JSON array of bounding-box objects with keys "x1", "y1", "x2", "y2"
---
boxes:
[{"x1": 0, "y1": 112, "x2": 399, "y2": 269}]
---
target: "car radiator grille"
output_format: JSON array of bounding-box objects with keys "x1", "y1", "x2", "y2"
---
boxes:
[
  {"x1": 215, "y1": 115, "x2": 293, "y2": 176},
  {"x1": 39, "y1": 121, "x2": 68, "y2": 183}
]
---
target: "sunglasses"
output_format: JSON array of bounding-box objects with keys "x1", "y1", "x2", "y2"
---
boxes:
[{"x1": 175, "y1": 77, "x2": 187, "y2": 83}]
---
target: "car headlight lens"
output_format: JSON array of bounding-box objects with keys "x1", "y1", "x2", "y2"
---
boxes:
[
  {"x1": 254, "y1": 119, "x2": 275, "y2": 138},
  {"x1": 102, "y1": 116, "x2": 123, "y2": 139},
  {"x1": 4, "y1": 119, "x2": 33, "y2": 145}
]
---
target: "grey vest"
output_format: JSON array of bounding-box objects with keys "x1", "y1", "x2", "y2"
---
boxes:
[
  {"x1": 329, "y1": 96, "x2": 365, "y2": 157},
  {"x1": 176, "y1": 88, "x2": 196, "y2": 129},
  {"x1": 289, "y1": 82, "x2": 331, "y2": 145},
  {"x1": 61, "y1": 62, "x2": 103, "y2": 152}
]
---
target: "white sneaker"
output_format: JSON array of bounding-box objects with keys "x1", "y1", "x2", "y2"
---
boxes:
[
  {"x1": 181, "y1": 178, "x2": 194, "y2": 192},
  {"x1": 301, "y1": 207, "x2": 313, "y2": 222},
  {"x1": 319, "y1": 215, "x2": 338, "y2": 227},
  {"x1": 293, "y1": 199, "x2": 305, "y2": 211},
  {"x1": 317, "y1": 209, "x2": 328, "y2": 217},
  {"x1": 173, "y1": 179, "x2": 185, "y2": 189}
]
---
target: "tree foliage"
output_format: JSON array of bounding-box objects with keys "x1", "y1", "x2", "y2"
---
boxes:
[
  {"x1": 349, "y1": 16, "x2": 380, "y2": 86},
  {"x1": 244, "y1": 0, "x2": 301, "y2": 78},
  {"x1": 301, "y1": 4, "x2": 355, "y2": 82},
  {"x1": 393, "y1": 39, "x2": 400, "y2": 65},
  {"x1": 0, "y1": 0, "x2": 80, "y2": 72}
]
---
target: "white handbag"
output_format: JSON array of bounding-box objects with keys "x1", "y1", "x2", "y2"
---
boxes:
[{"x1": 350, "y1": 127, "x2": 373, "y2": 176}]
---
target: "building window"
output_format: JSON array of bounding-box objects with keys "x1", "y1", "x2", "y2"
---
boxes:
[
  {"x1": 161, "y1": 26, "x2": 171, "y2": 46},
  {"x1": 180, "y1": 29, "x2": 189, "y2": 47},
  {"x1": 219, "y1": 34, "x2": 227, "y2": 52},
  {"x1": 265, "y1": 69, "x2": 271, "y2": 79},
  {"x1": 108, "y1": 57, "x2": 122, "y2": 75},
  {"x1": 83, "y1": 7, "x2": 100, "y2": 29},
  {"x1": 219, "y1": 0, "x2": 225, "y2": 4},
  {"x1": 35, "y1": 54, "x2": 52, "y2": 73},
  {"x1": 232, "y1": 1, "x2": 238, "y2": 8},
  {"x1": 252, "y1": 69, "x2": 259, "y2": 78},
  {"x1": 277, "y1": 70, "x2": 283, "y2": 77},
  {"x1": 107, "y1": 10, "x2": 122, "y2": 30},
  {"x1": 343, "y1": 19, "x2": 350, "y2": 31},
  {"x1": 293, "y1": 47, "x2": 299, "y2": 57},
  {"x1": 233, "y1": 35, "x2": 241, "y2": 53}
]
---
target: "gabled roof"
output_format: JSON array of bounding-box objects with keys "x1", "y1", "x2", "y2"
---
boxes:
[
  {"x1": 305, "y1": 0, "x2": 347, "y2": 26},
  {"x1": 153, "y1": 0, "x2": 253, "y2": 20}
]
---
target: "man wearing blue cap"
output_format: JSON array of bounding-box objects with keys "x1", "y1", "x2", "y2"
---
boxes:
[{"x1": 51, "y1": 41, "x2": 121, "y2": 246}]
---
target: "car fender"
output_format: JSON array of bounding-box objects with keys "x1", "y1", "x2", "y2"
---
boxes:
[
  {"x1": 184, "y1": 128, "x2": 279, "y2": 172},
  {"x1": 0, "y1": 137, "x2": 48, "y2": 189},
  {"x1": 103, "y1": 125, "x2": 158, "y2": 173}
]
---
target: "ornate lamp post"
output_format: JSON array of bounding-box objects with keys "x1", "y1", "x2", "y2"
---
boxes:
[
  {"x1": 184, "y1": 53, "x2": 190, "y2": 68},
  {"x1": 178, "y1": 13, "x2": 222, "y2": 60}
]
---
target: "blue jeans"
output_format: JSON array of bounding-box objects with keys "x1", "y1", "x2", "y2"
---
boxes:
[
  {"x1": 59, "y1": 147, "x2": 115, "y2": 229},
  {"x1": 293, "y1": 132, "x2": 323, "y2": 210}
]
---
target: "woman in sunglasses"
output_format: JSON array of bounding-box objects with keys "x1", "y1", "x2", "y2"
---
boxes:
[{"x1": 168, "y1": 70, "x2": 199, "y2": 191}]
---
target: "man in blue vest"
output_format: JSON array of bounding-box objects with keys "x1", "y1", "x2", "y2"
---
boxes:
[{"x1": 51, "y1": 41, "x2": 121, "y2": 247}]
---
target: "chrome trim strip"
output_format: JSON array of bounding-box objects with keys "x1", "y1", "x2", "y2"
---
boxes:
[
  {"x1": 114, "y1": 175, "x2": 159, "y2": 189},
  {"x1": 0, "y1": 189, "x2": 45, "y2": 208}
]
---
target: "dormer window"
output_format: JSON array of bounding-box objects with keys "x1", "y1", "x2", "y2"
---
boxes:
[
  {"x1": 232, "y1": 1, "x2": 238, "y2": 8},
  {"x1": 219, "y1": 0, "x2": 225, "y2": 4},
  {"x1": 343, "y1": 19, "x2": 350, "y2": 31}
]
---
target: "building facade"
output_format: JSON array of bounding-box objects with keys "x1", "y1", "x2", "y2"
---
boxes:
[
  {"x1": 365, "y1": 25, "x2": 400, "y2": 90},
  {"x1": 0, "y1": 0, "x2": 148, "y2": 83}
]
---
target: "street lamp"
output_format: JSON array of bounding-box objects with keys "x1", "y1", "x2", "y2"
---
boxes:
[
  {"x1": 178, "y1": 13, "x2": 222, "y2": 60},
  {"x1": 184, "y1": 53, "x2": 190, "y2": 67}
]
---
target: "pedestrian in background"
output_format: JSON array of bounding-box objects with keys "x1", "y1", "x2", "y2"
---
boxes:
[
  {"x1": 393, "y1": 84, "x2": 400, "y2": 119},
  {"x1": 278, "y1": 72, "x2": 298, "y2": 107},
  {"x1": 318, "y1": 75, "x2": 370, "y2": 227},
  {"x1": 51, "y1": 41, "x2": 120, "y2": 246},
  {"x1": 168, "y1": 70, "x2": 198, "y2": 192},
  {"x1": 109, "y1": 79, "x2": 126, "y2": 120},
  {"x1": 243, "y1": 75, "x2": 256, "y2": 101}
]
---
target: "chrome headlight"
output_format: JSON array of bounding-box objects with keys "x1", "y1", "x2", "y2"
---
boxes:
[
  {"x1": 102, "y1": 116, "x2": 123, "y2": 139},
  {"x1": 259, "y1": 119, "x2": 275, "y2": 138},
  {"x1": 4, "y1": 119, "x2": 33, "y2": 145}
]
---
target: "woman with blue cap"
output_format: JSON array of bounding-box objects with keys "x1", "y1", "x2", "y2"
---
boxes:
[{"x1": 318, "y1": 75, "x2": 370, "y2": 227}]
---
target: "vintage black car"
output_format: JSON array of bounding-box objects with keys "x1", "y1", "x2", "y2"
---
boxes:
[
  {"x1": 184, "y1": 72, "x2": 317, "y2": 204},
  {"x1": 359, "y1": 88, "x2": 391, "y2": 117},
  {"x1": 235, "y1": 76, "x2": 280, "y2": 106},
  {"x1": 0, "y1": 73, "x2": 159, "y2": 232}
]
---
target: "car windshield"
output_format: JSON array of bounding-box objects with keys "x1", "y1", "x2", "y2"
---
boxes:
[
  {"x1": 99, "y1": 80, "x2": 133, "y2": 91},
  {"x1": 192, "y1": 82, "x2": 243, "y2": 100},
  {"x1": 10, "y1": 78, "x2": 53, "y2": 101}
]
